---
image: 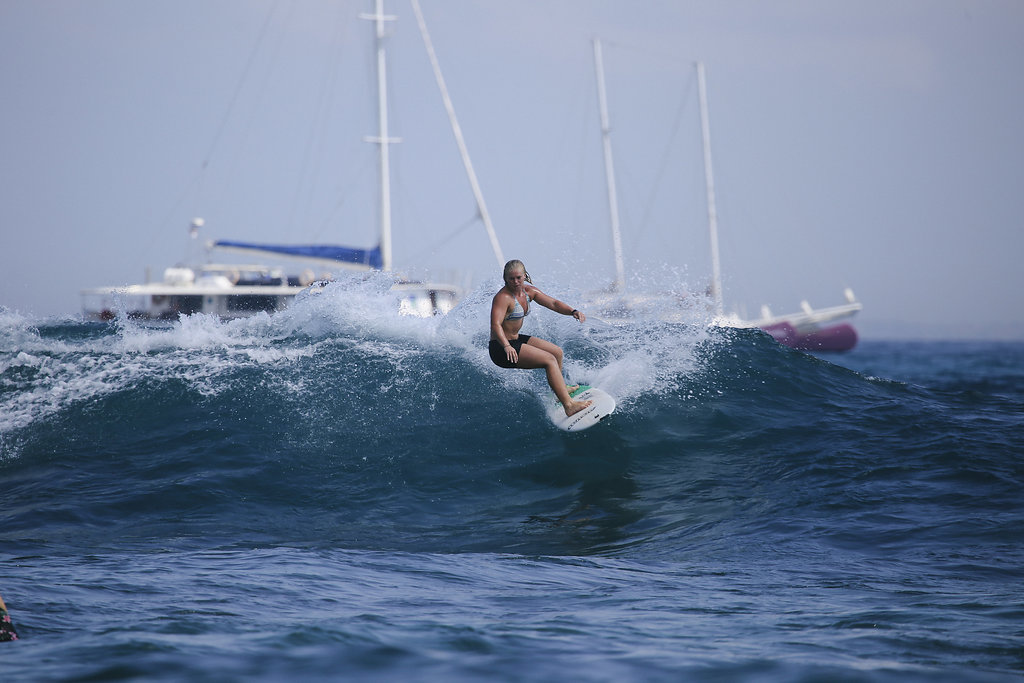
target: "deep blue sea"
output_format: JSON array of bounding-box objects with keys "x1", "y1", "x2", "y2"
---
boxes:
[{"x1": 2, "y1": 279, "x2": 1023, "y2": 681}]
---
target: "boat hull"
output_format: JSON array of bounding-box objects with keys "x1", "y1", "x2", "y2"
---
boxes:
[
  {"x1": 761, "y1": 321, "x2": 858, "y2": 352},
  {"x1": 83, "y1": 282, "x2": 460, "y2": 321}
]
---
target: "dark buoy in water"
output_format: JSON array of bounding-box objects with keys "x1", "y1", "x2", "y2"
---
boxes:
[{"x1": 0, "y1": 593, "x2": 18, "y2": 641}]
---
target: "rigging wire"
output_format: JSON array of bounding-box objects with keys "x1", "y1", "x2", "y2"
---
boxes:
[
  {"x1": 313, "y1": 152, "x2": 376, "y2": 243},
  {"x1": 201, "y1": 1, "x2": 284, "y2": 173},
  {"x1": 207, "y1": 0, "x2": 298, "y2": 220},
  {"x1": 425, "y1": 213, "x2": 487, "y2": 255},
  {"x1": 632, "y1": 71, "x2": 697, "y2": 249},
  {"x1": 288, "y1": 1, "x2": 351, "y2": 240},
  {"x1": 148, "y1": 0, "x2": 283, "y2": 252}
]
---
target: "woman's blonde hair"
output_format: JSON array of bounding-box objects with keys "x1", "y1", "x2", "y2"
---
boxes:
[{"x1": 503, "y1": 259, "x2": 532, "y2": 284}]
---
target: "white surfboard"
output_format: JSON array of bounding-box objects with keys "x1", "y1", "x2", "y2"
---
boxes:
[{"x1": 546, "y1": 385, "x2": 616, "y2": 432}]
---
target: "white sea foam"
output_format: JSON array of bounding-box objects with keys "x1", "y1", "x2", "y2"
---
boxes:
[
  {"x1": 1, "y1": 270, "x2": 716, "y2": 440},
  {"x1": 0, "y1": 309, "x2": 304, "y2": 437}
]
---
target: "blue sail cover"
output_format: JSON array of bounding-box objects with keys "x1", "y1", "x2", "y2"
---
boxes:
[{"x1": 213, "y1": 241, "x2": 383, "y2": 270}]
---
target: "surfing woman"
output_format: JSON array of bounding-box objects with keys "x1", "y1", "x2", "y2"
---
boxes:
[{"x1": 489, "y1": 259, "x2": 592, "y2": 417}]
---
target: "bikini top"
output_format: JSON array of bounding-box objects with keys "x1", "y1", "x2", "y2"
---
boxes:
[{"x1": 505, "y1": 296, "x2": 530, "y2": 321}]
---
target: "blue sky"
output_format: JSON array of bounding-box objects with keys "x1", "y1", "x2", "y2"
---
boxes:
[{"x1": 1, "y1": 0, "x2": 1022, "y2": 339}]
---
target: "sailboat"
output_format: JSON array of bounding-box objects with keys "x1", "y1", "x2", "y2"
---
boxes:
[
  {"x1": 587, "y1": 41, "x2": 862, "y2": 350},
  {"x1": 82, "y1": 0, "x2": 503, "y2": 321},
  {"x1": 692, "y1": 61, "x2": 862, "y2": 351}
]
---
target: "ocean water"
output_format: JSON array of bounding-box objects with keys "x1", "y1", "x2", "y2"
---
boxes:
[{"x1": 2, "y1": 278, "x2": 1022, "y2": 682}]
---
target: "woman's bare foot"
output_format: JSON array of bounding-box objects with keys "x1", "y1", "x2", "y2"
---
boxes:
[
  {"x1": 563, "y1": 399, "x2": 592, "y2": 417},
  {"x1": 566, "y1": 384, "x2": 580, "y2": 395}
]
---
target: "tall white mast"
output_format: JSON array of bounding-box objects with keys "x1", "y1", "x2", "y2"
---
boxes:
[
  {"x1": 410, "y1": 0, "x2": 505, "y2": 269},
  {"x1": 593, "y1": 38, "x2": 626, "y2": 292},
  {"x1": 361, "y1": 0, "x2": 398, "y2": 271},
  {"x1": 697, "y1": 61, "x2": 723, "y2": 316}
]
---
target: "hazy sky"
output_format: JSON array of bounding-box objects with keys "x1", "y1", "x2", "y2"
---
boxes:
[{"x1": 2, "y1": 0, "x2": 1022, "y2": 339}]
